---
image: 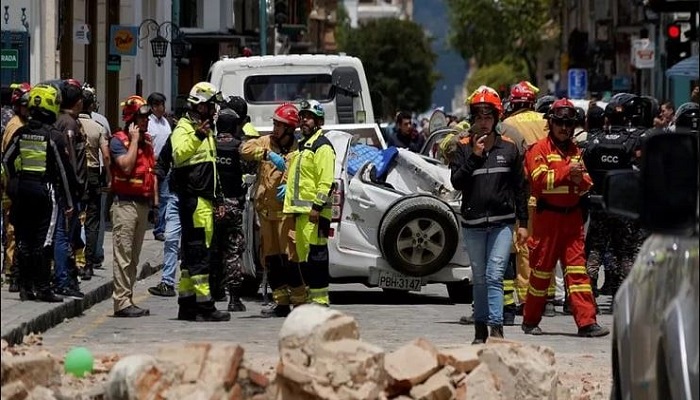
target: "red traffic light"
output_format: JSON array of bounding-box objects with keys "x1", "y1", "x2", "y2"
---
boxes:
[{"x1": 667, "y1": 24, "x2": 681, "y2": 39}]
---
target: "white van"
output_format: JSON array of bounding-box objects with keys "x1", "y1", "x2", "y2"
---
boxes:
[{"x1": 207, "y1": 54, "x2": 375, "y2": 130}]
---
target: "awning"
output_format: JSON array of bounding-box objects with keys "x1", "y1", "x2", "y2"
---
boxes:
[{"x1": 665, "y1": 55, "x2": 699, "y2": 79}]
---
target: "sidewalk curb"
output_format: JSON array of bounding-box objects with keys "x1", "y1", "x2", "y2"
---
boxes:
[{"x1": 1, "y1": 262, "x2": 163, "y2": 346}]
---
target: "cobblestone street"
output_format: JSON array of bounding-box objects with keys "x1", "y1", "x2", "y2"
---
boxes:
[{"x1": 38, "y1": 272, "x2": 614, "y2": 396}]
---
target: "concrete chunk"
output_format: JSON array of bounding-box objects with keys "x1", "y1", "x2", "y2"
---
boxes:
[
  {"x1": 198, "y1": 343, "x2": 244, "y2": 389},
  {"x1": 385, "y1": 340, "x2": 440, "y2": 387},
  {"x1": 1, "y1": 380, "x2": 28, "y2": 400},
  {"x1": 464, "y1": 364, "x2": 501, "y2": 400},
  {"x1": 0, "y1": 353, "x2": 60, "y2": 390},
  {"x1": 156, "y1": 342, "x2": 211, "y2": 383},
  {"x1": 438, "y1": 345, "x2": 483, "y2": 373},
  {"x1": 409, "y1": 369, "x2": 455, "y2": 400},
  {"x1": 105, "y1": 354, "x2": 181, "y2": 400}
]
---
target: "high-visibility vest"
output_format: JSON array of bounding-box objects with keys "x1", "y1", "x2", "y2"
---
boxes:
[
  {"x1": 17, "y1": 134, "x2": 48, "y2": 174},
  {"x1": 110, "y1": 130, "x2": 156, "y2": 198}
]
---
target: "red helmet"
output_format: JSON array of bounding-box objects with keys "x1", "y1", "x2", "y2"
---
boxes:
[
  {"x1": 10, "y1": 82, "x2": 31, "y2": 106},
  {"x1": 272, "y1": 103, "x2": 299, "y2": 127},
  {"x1": 120, "y1": 95, "x2": 149, "y2": 121},
  {"x1": 510, "y1": 81, "x2": 537, "y2": 103},
  {"x1": 549, "y1": 98, "x2": 577, "y2": 121},
  {"x1": 469, "y1": 87, "x2": 503, "y2": 116}
]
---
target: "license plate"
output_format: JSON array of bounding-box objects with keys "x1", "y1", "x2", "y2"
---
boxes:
[{"x1": 377, "y1": 270, "x2": 422, "y2": 291}]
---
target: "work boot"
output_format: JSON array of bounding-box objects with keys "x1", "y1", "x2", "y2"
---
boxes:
[
  {"x1": 578, "y1": 323, "x2": 610, "y2": 337},
  {"x1": 521, "y1": 323, "x2": 543, "y2": 335},
  {"x1": 472, "y1": 322, "x2": 489, "y2": 344},
  {"x1": 81, "y1": 266, "x2": 93, "y2": 281},
  {"x1": 114, "y1": 305, "x2": 149, "y2": 317},
  {"x1": 261, "y1": 304, "x2": 291, "y2": 318},
  {"x1": 227, "y1": 285, "x2": 246, "y2": 312},
  {"x1": 177, "y1": 307, "x2": 197, "y2": 321},
  {"x1": 503, "y1": 305, "x2": 516, "y2": 326},
  {"x1": 489, "y1": 325, "x2": 504, "y2": 339},
  {"x1": 195, "y1": 309, "x2": 231, "y2": 322},
  {"x1": 19, "y1": 284, "x2": 36, "y2": 301},
  {"x1": 544, "y1": 302, "x2": 556, "y2": 317}
]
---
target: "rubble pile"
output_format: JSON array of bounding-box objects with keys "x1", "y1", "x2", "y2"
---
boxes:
[{"x1": 0, "y1": 306, "x2": 598, "y2": 399}]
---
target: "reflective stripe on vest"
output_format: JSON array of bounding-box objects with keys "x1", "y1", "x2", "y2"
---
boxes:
[
  {"x1": 290, "y1": 130, "x2": 331, "y2": 210},
  {"x1": 18, "y1": 139, "x2": 47, "y2": 173}
]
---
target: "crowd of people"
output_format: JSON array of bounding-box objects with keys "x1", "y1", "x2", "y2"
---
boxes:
[
  {"x1": 0, "y1": 79, "x2": 336, "y2": 323},
  {"x1": 2, "y1": 76, "x2": 698, "y2": 337}
]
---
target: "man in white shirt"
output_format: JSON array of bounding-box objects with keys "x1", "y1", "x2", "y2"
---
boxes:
[{"x1": 147, "y1": 92, "x2": 172, "y2": 241}]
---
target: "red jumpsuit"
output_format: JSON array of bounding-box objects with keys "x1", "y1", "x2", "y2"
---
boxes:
[{"x1": 523, "y1": 136, "x2": 598, "y2": 328}]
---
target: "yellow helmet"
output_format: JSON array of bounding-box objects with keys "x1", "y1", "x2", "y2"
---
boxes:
[{"x1": 28, "y1": 84, "x2": 62, "y2": 121}]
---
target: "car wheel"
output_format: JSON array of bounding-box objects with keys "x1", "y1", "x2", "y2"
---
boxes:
[
  {"x1": 446, "y1": 281, "x2": 473, "y2": 304},
  {"x1": 379, "y1": 196, "x2": 459, "y2": 277}
]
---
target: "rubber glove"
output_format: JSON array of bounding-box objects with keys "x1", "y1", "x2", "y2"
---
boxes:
[
  {"x1": 268, "y1": 151, "x2": 286, "y2": 172},
  {"x1": 276, "y1": 184, "x2": 287, "y2": 201}
]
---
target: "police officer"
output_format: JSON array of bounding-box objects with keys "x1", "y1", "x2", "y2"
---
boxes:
[
  {"x1": 671, "y1": 102, "x2": 699, "y2": 134},
  {"x1": 2, "y1": 83, "x2": 76, "y2": 302},
  {"x1": 583, "y1": 93, "x2": 646, "y2": 297},
  {"x1": 171, "y1": 81, "x2": 229, "y2": 322},
  {"x1": 210, "y1": 108, "x2": 248, "y2": 312},
  {"x1": 283, "y1": 100, "x2": 335, "y2": 306}
]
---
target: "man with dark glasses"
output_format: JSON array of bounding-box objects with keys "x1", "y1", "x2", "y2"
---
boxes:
[{"x1": 522, "y1": 98, "x2": 609, "y2": 337}]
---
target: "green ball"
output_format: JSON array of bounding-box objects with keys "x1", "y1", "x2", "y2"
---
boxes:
[{"x1": 64, "y1": 347, "x2": 94, "y2": 378}]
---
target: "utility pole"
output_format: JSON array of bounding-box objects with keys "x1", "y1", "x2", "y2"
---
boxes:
[{"x1": 259, "y1": 0, "x2": 267, "y2": 55}]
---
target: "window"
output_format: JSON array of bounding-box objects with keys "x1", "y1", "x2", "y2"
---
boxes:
[
  {"x1": 243, "y1": 74, "x2": 334, "y2": 103},
  {"x1": 179, "y1": 0, "x2": 199, "y2": 28}
]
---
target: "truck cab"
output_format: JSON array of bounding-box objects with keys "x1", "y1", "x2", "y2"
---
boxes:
[{"x1": 207, "y1": 54, "x2": 374, "y2": 131}]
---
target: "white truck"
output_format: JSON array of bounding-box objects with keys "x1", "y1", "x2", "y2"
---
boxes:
[{"x1": 207, "y1": 54, "x2": 375, "y2": 131}]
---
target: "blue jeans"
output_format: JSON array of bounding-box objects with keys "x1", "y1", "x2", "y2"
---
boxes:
[
  {"x1": 53, "y1": 203, "x2": 82, "y2": 289},
  {"x1": 153, "y1": 179, "x2": 170, "y2": 236},
  {"x1": 464, "y1": 224, "x2": 513, "y2": 326},
  {"x1": 161, "y1": 194, "x2": 181, "y2": 286}
]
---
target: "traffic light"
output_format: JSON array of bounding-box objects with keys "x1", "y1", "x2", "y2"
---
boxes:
[{"x1": 665, "y1": 22, "x2": 692, "y2": 67}]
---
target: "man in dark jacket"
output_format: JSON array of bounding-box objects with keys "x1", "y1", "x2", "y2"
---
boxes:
[
  {"x1": 450, "y1": 87, "x2": 529, "y2": 344},
  {"x1": 387, "y1": 111, "x2": 424, "y2": 152}
]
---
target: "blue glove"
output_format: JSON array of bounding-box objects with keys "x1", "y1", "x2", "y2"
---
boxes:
[
  {"x1": 276, "y1": 184, "x2": 287, "y2": 201},
  {"x1": 268, "y1": 151, "x2": 286, "y2": 172}
]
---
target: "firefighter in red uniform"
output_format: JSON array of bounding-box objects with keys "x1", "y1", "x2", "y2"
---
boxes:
[{"x1": 522, "y1": 99, "x2": 609, "y2": 337}]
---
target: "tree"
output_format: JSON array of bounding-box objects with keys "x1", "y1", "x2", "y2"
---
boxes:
[
  {"x1": 338, "y1": 19, "x2": 438, "y2": 119},
  {"x1": 446, "y1": 0, "x2": 555, "y2": 84},
  {"x1": 465, "y1": 62, "x2": 528, "y2": 96}
]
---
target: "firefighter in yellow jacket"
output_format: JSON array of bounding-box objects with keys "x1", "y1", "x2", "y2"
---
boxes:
[
  {"x1": 282, "y1": 100, "x2": 335, "y2": 306},
  {"x1": 170, "y1": 81, "x2": 230, "y2": 322},
  {"x1": 241, "y1": 103, "x2": 305, "y2": 317}
]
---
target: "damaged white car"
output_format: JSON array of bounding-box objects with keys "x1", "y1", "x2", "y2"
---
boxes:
[{"x1": 242, "y1": 124, "x2": 473, "y2": 303}]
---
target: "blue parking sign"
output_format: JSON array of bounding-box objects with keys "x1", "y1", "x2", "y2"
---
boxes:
[{"x1": 567, "y1": 69, "x2": 587, "y2": 99}]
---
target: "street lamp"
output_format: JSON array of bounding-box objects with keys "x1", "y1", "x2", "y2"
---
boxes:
[{"x1": 138, "y1": 19, "x2": 190, "y2": 67}]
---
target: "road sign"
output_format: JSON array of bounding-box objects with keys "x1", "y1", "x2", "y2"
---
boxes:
[
  {"x1": 1, "y1": 49, "x2": 19, "y2": 69},
  {"x1": 567, "y1": 68, "x2": 587, "y2": 99},
  {"x1": 107, "y1": 54, "x2": 122, "y2": 72},
  {"x1": 632, "y1": 39, "x2": 655, "y2": 69}
]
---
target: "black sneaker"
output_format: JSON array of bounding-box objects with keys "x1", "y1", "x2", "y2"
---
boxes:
[
  {"x1": 56, "y1": 287, "x2": 85, "y2": 299},
  {"x1": 154, "y1": 233, "x2": 165, "y2": 242},
  {"x1": 114, "y1": 305, "x2": 150, "y2": 318},
  {"x1": 260, "y1": 304, "x2": 291, "y2": 318},
  {"x1": 458, "y1": 314, "x2": 474, "y2": 325},
  {"x1": 148, "y1": 282, "x2": 176, "y2": 297},
  {"x1": 195, "y1": 309, "x2": 231, "y2": 322},
  {"x1": 521, "y1": 323, "x2": 543, "y2": 335},
  {"x1": 578, "y1": 323, "x2": 610, "y2": 337},
  {"x1": 36, "y1": 291, "x2": 64, "y2": 303}
]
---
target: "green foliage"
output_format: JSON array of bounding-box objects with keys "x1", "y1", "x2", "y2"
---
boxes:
[
  {"x1": 446, "y1": 0, "x2": 555, "y2": 83},
  {"x1": 338, "y1": 19, "x2": 438, "y2": 119},
  {"x1": 465, "y1": 62, "x2": 527, "y2": 94}
]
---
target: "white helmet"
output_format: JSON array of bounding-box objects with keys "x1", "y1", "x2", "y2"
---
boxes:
[{"x1": 187, "y1": 82, "x2": 221, "y2": 105}]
